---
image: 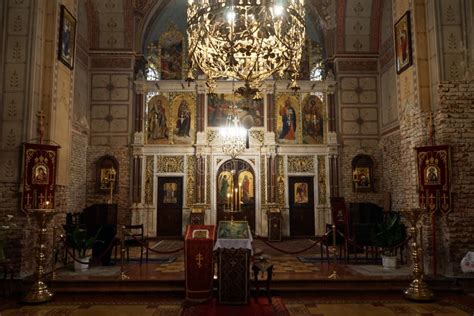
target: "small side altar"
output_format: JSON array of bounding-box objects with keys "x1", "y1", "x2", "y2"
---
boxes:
[{"x1": 214, "y1": 221, "x2": 252, "y2": 304}]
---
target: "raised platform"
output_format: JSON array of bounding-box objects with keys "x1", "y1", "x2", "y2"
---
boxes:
[{"x1": 17, "y1": 239, "x2": 472, "y2": 295}]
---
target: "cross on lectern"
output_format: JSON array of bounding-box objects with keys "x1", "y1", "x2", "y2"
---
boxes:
[{"x1": 195, "y1": 253, "x2": 204, "y2": 268}]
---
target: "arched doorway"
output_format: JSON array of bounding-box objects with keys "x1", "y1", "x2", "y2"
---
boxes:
[{"x1": 216, "y1": 159, "x2": 255, "y2": 232}]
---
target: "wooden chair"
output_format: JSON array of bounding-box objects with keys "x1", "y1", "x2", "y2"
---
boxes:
[{"x1": 123, "y1": 224, "x2": 149, "y2": 264}]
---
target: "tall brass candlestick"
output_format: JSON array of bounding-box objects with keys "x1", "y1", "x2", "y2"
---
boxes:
[
  {"x1": 403, "y1": 208, "x2": 435, "y2": 301},
  {"x1": 23, "y1": 209, "x2": 59, "y2": 304}
]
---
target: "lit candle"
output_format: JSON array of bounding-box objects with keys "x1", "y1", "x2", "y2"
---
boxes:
[
  {"x1": 239, "y1": 183, "x2": 242, "y2": 211},
  {"x1": 235, "y1": 188, "x2": 238, "y2": 212},
  {"x1": 45, "y1": 200, "x2": 50, "y2": 209}
]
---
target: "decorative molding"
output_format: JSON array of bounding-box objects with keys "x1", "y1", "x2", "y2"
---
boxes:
[
  {"x1": 287, "y1": 155, "x2": 315, "y2": 173},
  {"x1": 337, "y1": 60, "x2": 378, "y2": 72},
  {"x1": 261, "y1": 156, "x2": 266, "y2": 204},
  {"x1": 249, "y1": 130, "x2": 265, "y2": 144},
  {"x1": 144, "y1": 156, "x2": 154, "y2": 204},
  {"x1": 90, "y1": 57, "x2": 133, "y2": 69},
  {"x1": 186, "y1": 155, "x2": 196, "y2": 205},
  {"x1": 317, "y1": 156, "x2": 327, "y2": 205},
  {"x1": 207, "y1": 130, "x2": 218, "y2": 143},
  {"x1": 156, "y1": 155, "x2": 184, "y2": 173},
  {"x1": 277, "y1": 155, "x2": 285, "y2": 205},
  {"x1": 206, "y1": 156, "x2": 211, "y2": 204}
]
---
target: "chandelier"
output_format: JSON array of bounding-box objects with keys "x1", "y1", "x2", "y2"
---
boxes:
[
  {"x1": 220, "y1": 103, "x2": 247, "y2": 158},
  {"x1": 187, "y1": 0, "x2": 306, "y2": 94}
]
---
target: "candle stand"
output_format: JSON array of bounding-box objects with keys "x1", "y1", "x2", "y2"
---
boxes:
[{"x1": 23, "y1": 208, "x2": 59, "y2": 304}]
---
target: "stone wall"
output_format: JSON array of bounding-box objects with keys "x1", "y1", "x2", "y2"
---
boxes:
[
  {"x1": 434, "y1": 81, "x2": 474, "y2": 274},
  {"x1": 86, "y1": 147, "x2": 131, "y2": 226},
  {"x1": 68, "y1": 128, "x2": 88, "y2": 212},
  {"x1": 380, "y1": 131, "x2": 404, "y2": 211}
]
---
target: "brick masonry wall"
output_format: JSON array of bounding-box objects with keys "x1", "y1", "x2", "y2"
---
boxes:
[
  {"x1": 380, "y1": 81, "x2": 474, "y2": 275},
  {"x1": 0, "y1": 182, "x2": 24, "y2": 276},
  {"x1": 433, "y1": 81, "x2": 474, "y2": 274},
  {"x1": 86, "y1": 146, "x2": 131, "y2": 226},
  {"x1": 68, "y1": 128, "x2": 88, "y2": 212},
  {"x1": 380, "y1": 131, "x2": 404, "y2": 212}
]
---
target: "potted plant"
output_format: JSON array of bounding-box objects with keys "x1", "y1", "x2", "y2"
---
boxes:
[
  {"x1": 375, "y1": 212, "x2": 407, "y2": 269},
  {"x1": 65, "y1": 226, "x2": 102, "y2": 271}
]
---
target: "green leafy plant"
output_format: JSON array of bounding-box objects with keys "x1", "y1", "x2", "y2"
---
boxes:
[
  {"x1": 375, "y1": 212, "x2": 407, "y2": 256},
  {"x1": 66, "y1": 226, "x2": 103, "y2": 258}
]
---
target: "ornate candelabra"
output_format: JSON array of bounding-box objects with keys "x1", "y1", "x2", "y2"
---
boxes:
[
  {"x1": 23, "y1": 208, "x2": 59, "y2": 304},
  {"x1": 402, "y1": 208, "x2": 435, "y2": 301}
]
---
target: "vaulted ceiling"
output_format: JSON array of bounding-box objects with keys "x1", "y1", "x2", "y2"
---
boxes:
[{"x1": 79, "y1": 0, "x2": 390, "y2": 56}]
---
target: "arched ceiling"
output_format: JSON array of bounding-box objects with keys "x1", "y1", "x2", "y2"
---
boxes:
[
  {"x1": 81, "y1": 0, "x2": 387, "y2": 56},
  {"x1": 335, "y1": 0, "x2": 383, "y2": 54}
]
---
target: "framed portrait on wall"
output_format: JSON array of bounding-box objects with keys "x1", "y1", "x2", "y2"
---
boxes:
[
  {"x1": 394, "y1": 11, "x2": 412, "y2": 74},
  {"x1": 58, "y1": 5, "x2": 76, "y2": 70}
]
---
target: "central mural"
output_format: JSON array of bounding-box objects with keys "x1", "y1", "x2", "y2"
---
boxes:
[{"x1": 207, "y1": 93, "x2": 264, "y2": 129}]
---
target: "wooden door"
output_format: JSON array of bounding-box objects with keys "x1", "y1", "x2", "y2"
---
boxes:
[
  {"x1": 289, "y1": 176, "x2": 315, "y2": 236},
  {"x1": 157, "y1": 177, "x2": 183, "y2": 237}
]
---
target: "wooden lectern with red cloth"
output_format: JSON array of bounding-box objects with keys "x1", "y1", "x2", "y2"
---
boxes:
[{"x1": 185, "y1": 225, "x2": 216, "y2": 301}]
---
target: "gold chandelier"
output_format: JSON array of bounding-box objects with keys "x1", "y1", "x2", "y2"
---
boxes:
[
  {"x1": 187, "y1": 0, "x2": 306, "y2": 94},
  {"x1": 220, "y1": 104, "x2": 247, "y2": 158}
]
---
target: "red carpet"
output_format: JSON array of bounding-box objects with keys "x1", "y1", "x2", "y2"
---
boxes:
[{"x1": 182, "y1": 297, "x2": 289, "y2": 316}]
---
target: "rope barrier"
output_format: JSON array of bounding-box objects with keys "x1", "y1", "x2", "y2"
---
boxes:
[
  {"x1": 59, "y1": 236, "x2": 118, "y2": 265},
  {"x1": 255, "y1": 236, "x2": 322, "y2": 255},
  {"x1": 126, "y1": 233, "x2": 184, "y2": 254}
]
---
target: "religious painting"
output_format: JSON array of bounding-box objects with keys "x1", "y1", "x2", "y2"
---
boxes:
[
  {"x1": 218, "y1": 171, "x2": 233, "y2": 205},
  {"x1": 58, "y1": 5, "x2": 76, "y2": 70},
  {"x1": 276, "y1": 94, "x2": 300, "y2": 144},
  {"x1": 394, "y1": 11, "x2": 412, "y2": 74},
  {"x1": 416, "y1": 145, "x2": 450, "y2": 214},
  {"x1": 22, "y1": 143, "x2": 59, "y2": 210},
  {"x1": 424, "y1": 165, "x2": 440, "y2": 186},
  {"x1": 351, "y1": 154, "x2": 374, "y2": 192},
  {"x1": 238, "y1": 171, "x2": 254, "y2": 203},
  {"x1": 294, "y1": 182, "x2": 308, "y2": 204},
  {"x1": 171, "y1": 94, "x2": 196, "y2": 144},
  {"x1": 353, "y1": 167, "x2": 371, "y2": 189},
  {"x1": 207, "y1": 93, "x2": 264, "y2": 128},
  {"x1": 96, "y1": 155, "x2": 119, "y2": 193},
  {"x1": 217, "y1": 221, "x2": 250, "y2": 239},
  {"x1": 163, "y1": 182, "x2": 178, "y2": 203},
  {"x1": 302, "y1": 95, "x2": 324, "y2": 144},
  {"x1": 32, "y1": 164, "x2": 49, "y2": 185},
  {"x1": 159, "y1": 24, "x2": 184, "y2": 80},
  {"x1": 147, "y1": 95, "x2": 169, "y2": 144}
]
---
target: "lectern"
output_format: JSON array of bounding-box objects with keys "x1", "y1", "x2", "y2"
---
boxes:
[
  {"x1": 214, "y1": 221, "x2": 252, "y2": 304},
  {"x1": 184, "y1": 225, "x2": 216, "y2": 301}
]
